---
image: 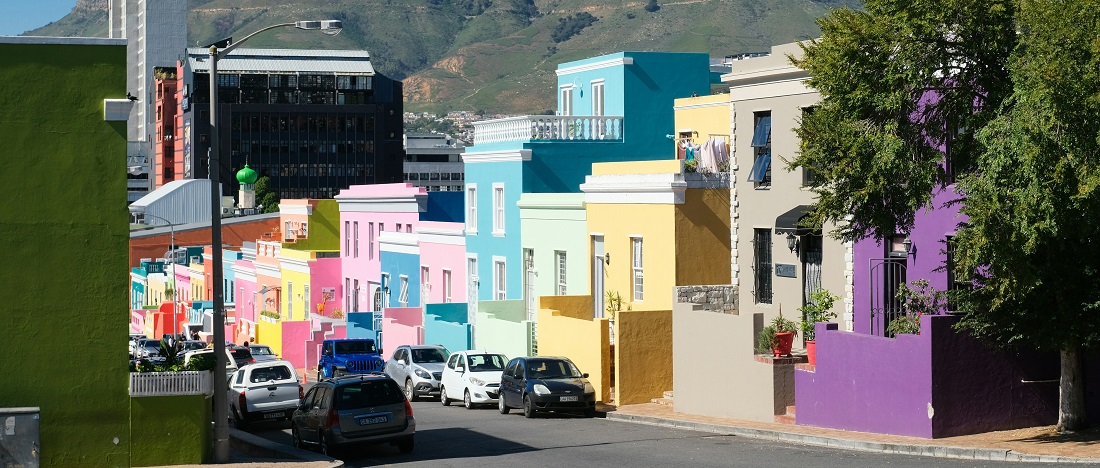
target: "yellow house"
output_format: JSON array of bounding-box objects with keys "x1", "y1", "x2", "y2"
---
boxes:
[{"x1": 673, "y1": 93, "x2": 732, "y2": 163}]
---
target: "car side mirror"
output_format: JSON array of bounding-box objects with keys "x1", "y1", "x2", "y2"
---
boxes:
[
  {"x1": 582, "y1": 373, "x2": 589, "y2": 378},
  {"x1": 397, "y1": 359, "x2": 406, "y2": 366},
  {"x1": 456, "y1": 366, "x2": 465, "y2": 373}
]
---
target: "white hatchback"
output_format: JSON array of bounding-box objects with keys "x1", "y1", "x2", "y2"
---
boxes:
[{"x1": 439, "y1": 351, "x2": 508, "y2": 409}]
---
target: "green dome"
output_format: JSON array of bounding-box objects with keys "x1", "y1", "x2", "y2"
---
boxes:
[{"x1": 236, "y1": 164, "x2": 258, "y2": 185}]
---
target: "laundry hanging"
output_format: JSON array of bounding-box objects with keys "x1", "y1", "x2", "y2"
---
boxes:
[{"x1": 696, "y1": 137, "x2": 729, "y2": 173}]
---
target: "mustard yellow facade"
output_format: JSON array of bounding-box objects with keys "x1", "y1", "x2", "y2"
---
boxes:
[
  {"x1": 673, "y1": 93, "x2": 731, "y2": 149},
  {"x1": 537, "y1": 295, "x2": 611, "y2": 403},
  {"x1": 615, "y1": 309, "x2": 673, "y2": 405}
]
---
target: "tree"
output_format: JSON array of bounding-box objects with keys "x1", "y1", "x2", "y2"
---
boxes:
[
  {"x1": 253, "y1": 176, "x2": 280, "y2": 214},
  {"x1": 952, "y1": 0, "x2": 1100, "y2": 432},
  {"x1": 644, "y1": 0, "x2": 660, "y2": 13},
  {"x1": 791, "y1": 0, "x2": 1100, "y2": 432}
]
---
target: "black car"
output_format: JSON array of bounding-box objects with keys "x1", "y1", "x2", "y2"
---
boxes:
[
  {"x1": 291, "y1": 374, "x2": 415, "y2": 455},
  {"x1": 229, "y1": 347, "x2": 255, "y2": 368},
  {"x1": 498, "y1": 356, "x2": 597, "y2": 418}
]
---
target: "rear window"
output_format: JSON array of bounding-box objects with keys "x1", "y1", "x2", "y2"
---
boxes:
[
  {"x1": 335, "y1": 341, "x2": 376, "y2": 354},
  {"x1": 251, "y1": 346, "x2": 274, "y2": 356},
  {"x1": 250, "y1": 365, "x2": 292, "y2": 383},
  {"x1": 335, "y1": 380, "x2": 405, "y2": 409},
  {"x1": 230, "y1": 348, "x2": 253, "y2": 358}
]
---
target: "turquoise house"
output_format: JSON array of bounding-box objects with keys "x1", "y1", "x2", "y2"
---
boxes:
[{"x1": 463, "y1": 51, "x2": 713, "y2": 351}]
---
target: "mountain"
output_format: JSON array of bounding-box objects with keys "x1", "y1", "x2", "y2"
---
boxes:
[{"x1": 26, "y1": 0, "x2": 860, "y2": 115}]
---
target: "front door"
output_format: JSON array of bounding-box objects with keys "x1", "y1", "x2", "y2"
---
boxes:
[
  {"x1": 523, "y1": 249, "x2": 536, "y2": 322},
  {"x1": 592, "y1": 235, "x2": 605, "y2": 318},
  {"x1": 801, "y1": 234, "x2": 824, "y2": 332}
]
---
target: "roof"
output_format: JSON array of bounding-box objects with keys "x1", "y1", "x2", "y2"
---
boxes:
[{"x1": 187, "y1": 47, "x2": 374, "y2": 75}]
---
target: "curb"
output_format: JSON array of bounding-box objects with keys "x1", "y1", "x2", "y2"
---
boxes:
[
  {"x1": 606, "y1": 412, "x2": 1100, "y2": 464},
  {"x1": 229, "y1": 428, "x2": 343, "y2": 467}
]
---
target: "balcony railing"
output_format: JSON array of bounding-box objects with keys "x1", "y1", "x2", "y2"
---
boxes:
[
  {"x1": 129, "y1": 371, "x2": 212, "y2": 397},
  {"x1": 474, "y1": 115, "x2": 624, "y2": 145}
]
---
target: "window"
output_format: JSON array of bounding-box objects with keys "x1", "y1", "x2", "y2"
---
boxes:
[
  {"x1": 345, "y1": 277, "x2": 352, "y2": 312},
  {"x1": 443, "y1": 269, "x2": 453, "y2": 303},
  {"x1": 352, "y1": 221, "x2": 359, "y2": 258},
  {"x1": 466, "y1": 185, "x2": 478, "y2": 234},
  {"x1": 368, "y1": 222, "x2": 375, "y2": 260},
  {"x1": 493, "y1": 258, "x2": 507, "y2": 300},
  {"x1": 406, "y1": 224, "x2": 412, "y2": 233},
  {"x1": 747, "y1": 111, "x2": 772, "y2": 188},
  {"x1": 753, "y1": 229, "x2": 773, "y2": 304},
  {"x1": 632, "y1": 237, "x2": 644, "y2": 301},
  {"x1": 382, "y1": 273, "x2": 391, "y2": 306},
  {"x1": 287, "y1": 282, "x2": 294, "y2": 320},
  {"x1": 945, "y1": 236, "x2": 970, "y2": 312},
  {"x1": 560, "y1": 86, "x2": 574, "y2": 116},
  {"x1": 591, "y1": 80, "x2": 605, "y2": 116},
  {"x1": 304, "y1": 284, "x2": 310, "y2": 315},
  {"x1": 555, "y1": 251, "x2": 567, "y2": 295},
  {"x1": 492, "y1": 183, "x2": 505, "y2": 235},
  {"x1": 344, "y1": 221, "x2": 350, "y2": 256},
  {"x1": 800, "y1": 107, "x2": 821, "y2": 186},
  {"x1": 421, "y1": 266, "x2": 430, "y2": 299},
  {"x1": 398, "y1": 276, "x2": 409, "y2": 306},
  {"x1": 396, "y1": 223, "x2": 403, "y2": 232}
]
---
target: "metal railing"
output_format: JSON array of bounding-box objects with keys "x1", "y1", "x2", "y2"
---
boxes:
[
  {"x1": 473, "y1": 115, "x2": 624, "y2": 145},
  {"x1": 129, "y1": 371, "x2": 212, "y2": 397}
]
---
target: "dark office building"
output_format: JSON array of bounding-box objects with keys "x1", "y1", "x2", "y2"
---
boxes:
[{"x1": 183, "y1": 48, "x2": 404, "y2": 200}]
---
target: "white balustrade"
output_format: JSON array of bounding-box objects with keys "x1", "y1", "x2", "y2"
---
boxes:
[
  {"x1": 129, "y1": 371, "x2": 212, "y2": 397},
  {"x1": 474, "y1": 115, "x2": 624, "y2": 145}
]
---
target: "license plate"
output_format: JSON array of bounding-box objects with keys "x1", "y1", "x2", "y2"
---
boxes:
[
  {"x1": 358, "y1": 415, "x2": 389, "y2": 426},
  {"x1": 560, "y1": 396, "x2": 579, "y2": 402},
  {"x1": 263, "y1": 411, "x2": 285, "y2": 419}
]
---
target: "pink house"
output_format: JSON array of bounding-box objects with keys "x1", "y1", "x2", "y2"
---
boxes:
[
  {"x1": 417, "y1": 221, "x2": 468, "y2": 305},
  {"x1": 335, "y1": 184, "x2": 427, "y2": 314},
  {"x1": 232, "y1": 243, "x2": 259, "y2": 345}
]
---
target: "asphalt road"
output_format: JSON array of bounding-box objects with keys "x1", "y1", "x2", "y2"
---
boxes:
[{"x1": 249, "y1": 399, "x2": 1061, "y2": 467}]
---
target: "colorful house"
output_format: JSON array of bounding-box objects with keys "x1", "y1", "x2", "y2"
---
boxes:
[
  {"x1": 518, "y1": 193, "x2": 588, "y2": 316},
  {"x1": 231, "y1": 242, "x2": 259, "y2": 345},
  {"x1": 419, "y1": 220, "x2": 472, "y2": 353}
]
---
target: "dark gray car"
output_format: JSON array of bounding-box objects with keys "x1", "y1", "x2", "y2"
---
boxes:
[{"x1": 291, "y1": 375, "x2": 415, "y2": 455}]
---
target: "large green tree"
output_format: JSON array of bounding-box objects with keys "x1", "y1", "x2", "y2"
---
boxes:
[
  {"x1": 953, "y1": 0, "x2": 1100, "y2": 431},
  {"x1": 791, "y1": 0, "x2": 1100, "y2": 431}
]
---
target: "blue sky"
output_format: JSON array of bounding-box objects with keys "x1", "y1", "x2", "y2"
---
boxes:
[{"x1": 2, "y1": 0, "x2": 79, "y2": 36}]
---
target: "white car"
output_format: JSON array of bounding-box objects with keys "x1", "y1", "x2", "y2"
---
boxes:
[
  {"x1": 181, "y1": 348, "x2": 239, "y2": 375},
  {"x1": 439, "y1": 351, "x2": 508, "y2": 409},
  {"x1": 227, "y1": 360, "x2": 302, "y2": 429}
]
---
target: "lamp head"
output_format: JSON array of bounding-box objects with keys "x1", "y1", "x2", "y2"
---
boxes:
[
  {"x1": 786, "y1": 232, "x2": 798, "y2": 253},
  {"x1": 296, "y1": 20, "x2": 343, "y2": 36}
]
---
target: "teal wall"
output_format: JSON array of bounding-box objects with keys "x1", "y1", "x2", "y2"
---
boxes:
[
  {"x1": 0, "y1": 40, "x2": 131, "y2": 467},
  {"x1": 346, "y1": 311, "x2": 379, "y2": 340},
  {"x1": 519, "y1": 193, "x2": 588, "y2": 298},
  {"x1": 130, "y1": 395, "x2": 211, "y2": 466},
  {"x1": 474, "y1": 300, "x2": 529, "y2": 359},
  {"x1": 424, "y1": 303, "x2": 472, "y2": 353}
]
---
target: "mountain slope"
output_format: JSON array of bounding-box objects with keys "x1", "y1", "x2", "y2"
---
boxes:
[{"x1": 26, "y1": 0, "x2": 859, "y2": 114}]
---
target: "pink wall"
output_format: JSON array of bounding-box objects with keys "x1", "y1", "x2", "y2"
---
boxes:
[
  {"x1": 418, "y1": 221, "x2": 468, "y2": 304},
  {"x1": 337, "y1": 184, "x2": 426, "y2": 314},
  {"x1": 308, "y1": 256, "x2": 344, "y2": 317},
  {"x1": 234, "y1": 261, "x2": 257, "y2": 345},
  {"x1": 281, "y1": 321, "x2": 312, "y2": 370},
  {"x1": 382, "y1": 307, "x2": 425, "y2": 350},
  {"x1": 302, "y1": 319, "x2": 348, "y2": 374}
]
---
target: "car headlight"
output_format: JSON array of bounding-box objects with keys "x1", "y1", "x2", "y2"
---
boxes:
[
  {"x1": 414, "y1": 368, "x2": 432, "y2": 379},
  {"x1": 469, "y1": 376, "x2": 486, "y2": 386},
  {"x1": 533, "y1": 384, "x2": 550, "y2": 396},
  {"x1": 584, "y1": 382, "x2": 595, "y2": 395}
]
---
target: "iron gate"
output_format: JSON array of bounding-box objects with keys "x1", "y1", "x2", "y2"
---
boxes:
[{"x1": 869, "y1": 258, "x2": 907, "y2": 336}]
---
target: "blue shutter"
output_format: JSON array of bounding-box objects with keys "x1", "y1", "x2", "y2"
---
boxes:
[
  {"x1": 748, "y1": 151, "x2": 771, "y2": 182},
  {"x1": 751, "y1": 115, "x2": 771, "y2": 147}
]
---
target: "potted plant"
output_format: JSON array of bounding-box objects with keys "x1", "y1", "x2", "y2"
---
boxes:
[
  {"x1": 886, "y1": 279, "x2": 947, "y2": 337},
  {"x1": 758, "y1": 307, "x2": 799, "y2": 357},
  {"x1": 798, "y1": 289, "x2": 839, "y2": 365}
]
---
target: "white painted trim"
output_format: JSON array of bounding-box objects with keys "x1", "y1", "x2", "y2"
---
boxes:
[
  {"x1": 232, "y1": 265, "x2": 256, "y2": 283},
  {"x1": 335, "y1": 195, "x2": 427, "y2": 213},
  {"x1": 492, "y1": 182, "x2": 506, "y2": 236},
  {"x1": 279, "y1": 203, "x2": 313, "y2": 216},
  {"x1": 466, "y1": 184, "x2": 478, "y2": 235},
  {"x1": 674, "y1": 100, "x2": 730, "y2": 111},
  {"x1": 417, "y1": 225, "x2": 466, "y2": 237},
  {"x1": 581, "y1": 173, "x2": 687, "y2": 205},
  {"x1": 556, "y1": 57, "x2": 634, "y2": 76},
  {"x1": 280, "y1": 256, "x2": 311, "y2": 275},
  {"x1": 461, "y1": 149, "x2": 532, "y2": 164},
  {"x1": 419, "y1": 232, "x2": 466, "y2": 246},
  {"x1": 379, "y1": 231, "x2": 421, "y2": 255},
  {"x1": 255, "y1": 262, "x2": 281, "y2": 279}
]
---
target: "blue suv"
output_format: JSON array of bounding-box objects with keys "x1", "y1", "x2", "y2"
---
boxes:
[{"x1": 317, "y1": 339, "x2": 384, "y2": 379}]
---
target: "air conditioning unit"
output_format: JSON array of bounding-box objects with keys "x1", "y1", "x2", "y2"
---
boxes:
[{"x1": 221, "y1": 207, "x2": 233, "y2": 216}]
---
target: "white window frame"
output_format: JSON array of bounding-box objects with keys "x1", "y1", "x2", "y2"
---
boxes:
[
  {"x1": 368, "y1": 222, "x2": 375, "y2": 260},
  {"x1": 381, "y1": 273, "x2": 391, "y2": 307},
  {"x1": 345, "y1": 277, "x2": 352, "y2": 312},
  {"x1": 631, "y1": 237, "x2": 644, "y2": 302},
  {"x1": 353, "y1": 221, "x2": 359, "y2": 258},
  {"x1": 287, "y1": 282, "x2": 294, "y2": 320},
  {"x1": 559, "y1": 85, "x2": 574, "y2": 116},
  {"x1": 399, "y1": 275, "x2": 409, "y2": 306},
  {"x1": 591, "y1": 80, "x2": 605, "y2": 116},
  {"x1": 304, "y1": 284, "x2": 310, "y2": 315},
  {"x1": 493, "y1": 256, "x2": 507, "y2": 301},
  {"x1": 466, "y1": 184, "x2": 478, "y2": 234},
  {"x1": 344, "y1": 221, "x2": 350, "y2": 256},
  {"x1": 492, "y1": 183, "x2": 505, "y2": 236},
  {"x1": 443, "y1": 269, "x2": 453, "y2": 303},
  {"x1": 555, "y1": 250, "x2": 568, "y2": 296}
]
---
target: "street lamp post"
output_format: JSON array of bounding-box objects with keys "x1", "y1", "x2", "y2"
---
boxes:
[
  {"x1": 207, "y1": 19, "x2": 342, "y2": 462},
  {"x1": 143, "y1": 213, "x2": 179, "y2": 340}
]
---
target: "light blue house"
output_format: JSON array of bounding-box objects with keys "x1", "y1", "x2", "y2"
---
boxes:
[
  {"x1": 462, "y1": 51, "x2": 714, "y2": 351},
  {"x1": 379, "y1": 230, "x2": 423, "y2": 309}
]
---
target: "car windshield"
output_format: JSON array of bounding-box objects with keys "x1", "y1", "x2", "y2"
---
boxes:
[
  {"x1": 230, "y1": 348, "x2": 252, "y2": 358},
  {"x1": 335, "y1": 380, "x2": 405, "y2": 409},
  {"x1": 335, "y1": 341, "x2": 375, "y2": 354},
  {"x1": 468, "y1": 354, "x2": 507, "y2": 372},
  {"x1": 250, "y1": 365, "x2": 292, "y2": 383},
  {"x1": 250, "y1": 346, "x2": 274, "y2": 356},
  {"x1": 411, "y1": 348, "x2": 447, "y2": 363},
  {"x1": 527, "y1": 359, "x2": 583, "y2": 379},
  {"x1": 143, "y1": 342, "x2": 161, "y2": 349}
]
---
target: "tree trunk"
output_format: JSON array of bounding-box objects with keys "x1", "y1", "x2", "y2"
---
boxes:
[{"x1": 1057, "y1": 346, "x2": 1088, "y2": 432}]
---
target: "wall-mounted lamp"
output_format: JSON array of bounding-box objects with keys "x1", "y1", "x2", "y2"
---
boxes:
[
  {"x1": 902, "y1": 237, "x2": 913, "y2": 255},
  {"x1": 786, "y1": 232, "x2": 799, "y2": 253},
  {"x1": 604, "y1": 253, "x2": 611, "y2": 266}
]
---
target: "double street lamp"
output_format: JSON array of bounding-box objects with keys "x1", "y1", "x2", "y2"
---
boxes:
[{"x1": 206, "y1": 19, "x2": 343, "y2": 462}]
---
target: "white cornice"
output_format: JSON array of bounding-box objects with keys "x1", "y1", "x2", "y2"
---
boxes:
[
  {"x1": 255, "y1": 262, "x2": 281, "y2": 279},
  {"x1": 336, "y1": 195, "x2": 427, "y2": 213},
  {"x1": 461, "y1": 149, "x2": 532, "y2": 164},
  {"x1": 581, "y1": 173, "x2": 687, "y2": 205},
  {"x1": 419, "y1": 231, "x2": 465, "y2": 246},
  {"x1": 279, "y1": 203, "x2": 313, "y2": 216},
  {"x1": 556, "y1": 57, "x2": 634, "y2": 76},
  {"x1": 232, "y1": 265, "x2": 256, "y2": 283},
  {"x1": 674, "y1": 100, "x2": 730, "y2": 111},
  {"x1": 380, "y1": 231, "x2": 421, "y2": 255},
  {"x1": 280, "y1": 256, "x2": 311, "y2": 274},
  {"x1": 516, "y1": 198, "x2": 585, "y2": 211}
]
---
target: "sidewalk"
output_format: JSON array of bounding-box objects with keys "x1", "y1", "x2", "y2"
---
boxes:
[
  {"x1": 147, "y1": 428, "x2": 341, "y2": 468},
  {"x1": 605, "y1": 403, "x2": 1100, "y2": 464}
]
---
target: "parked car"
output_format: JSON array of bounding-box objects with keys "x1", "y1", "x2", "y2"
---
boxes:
[
  {"x1": 227, "y1": 360, "x2": 302, "y2": 429},
  {"x1": 440, "y1": 351, "x2": 508, "y2": 409},
  {"x1": 498, "y1": 356, "x2": 597, "y2": 418},
  {"x1": 317, "y1": 339, "x2": 384, "y2": 379},
  {"x1": 229, "y1": 346, "x2": 256, "y2": 367},
  {"x1": 248, "y1": 344, "x2": 279, "y2": 363},
  {"x1": 383, "y1": 345, "x2": 449, "y2": 401},
  {"x1": 181, "y1": 348, "x2": 239, "y2": 374},
  {"x1": 179, "y1": 340, "x2": 208, "y2": 355},
  {"x1": 129, "y1": 334, "x2": 147, "y2": 357},
  {"x1": 137, "y1": 339, "x2": 165, "y2": 362},
  {"x1": 291, "y1": 374, "x2": 415, "y2": 455}
]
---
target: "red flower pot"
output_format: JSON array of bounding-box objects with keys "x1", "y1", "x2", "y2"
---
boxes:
[
  {"x1": 806, "y1": 340, "x2": 817, "y2": 365},
  {"x1": 772, "y1": 332, "x2": 795, "y2": 357}
]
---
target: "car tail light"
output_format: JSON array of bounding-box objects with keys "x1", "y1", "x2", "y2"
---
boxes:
[
  {"x1": 404, "y1": 398, "x2": 414, "y2": 418},
  {"x1": 247, "y1": 357, "x2": 256, "y2": 364},
  {"x1": 299, "y1": 384, "x2": 304, "y2": 399},
  {"x1": 238, "y1": 391, "x2": 246, "y2": 411},
  {"x1": 327, "y1": 407, "x2": 340, "y2": 428}
]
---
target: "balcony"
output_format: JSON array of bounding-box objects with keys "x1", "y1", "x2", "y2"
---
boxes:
[{"x1": 474, "y1": 115, "x2": 624, "y2": 145}]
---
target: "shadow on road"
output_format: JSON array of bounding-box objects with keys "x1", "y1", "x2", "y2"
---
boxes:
[{"x1": 336, "y1": 427, "x2": 538, "y2": 464}]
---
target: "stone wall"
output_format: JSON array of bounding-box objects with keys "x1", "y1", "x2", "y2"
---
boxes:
[{"x1": 674, "y1": 285, "x2": 737, "y2": 313}]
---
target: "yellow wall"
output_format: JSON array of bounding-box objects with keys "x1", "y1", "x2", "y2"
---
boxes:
[
  {"x1": 675, "y1": 187, "x2": 732, "y2": 286},
  {"x1": 587, "y1": 202, "x2": 677, "y2": 311},
  {"x1": 615, "y1": 309, "x2": 673, "y2": 405},
  {"x1": 147, "y1": 275, "x2": 168, "y2": 306},
  {"x1": 536, "y1": 296, "x2": 611, "y2": 403},
  {"x1": 592, "y1": 159, "x2": 681, "y2": 176},
  {"x1": 673, "y1": 94, "x2": 730, "y2": 148},
  {"x1": 280, "y1": 248, "x2": 313, "y2": 322},
  {"x1": 256, "y1": 317, "x2": 284, "y2": 357}
]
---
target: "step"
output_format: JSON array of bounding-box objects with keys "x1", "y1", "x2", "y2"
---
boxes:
[
  {"x1": 774, "y1": 414, "x2": 796, "y2": 425},
  {"x1": 786, "y1": 405, "x2": 796, "y2": 416},
  {"x1": 651, "y1": 397, "x2": 674, "y2": 406},
  {"x1": 663, "y1": 390, "x2": 674, "y2": 400}
]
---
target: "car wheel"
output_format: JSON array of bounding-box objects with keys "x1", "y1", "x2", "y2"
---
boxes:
[
  {"x1": 405, "y1": 379, "x2": 418, "y2": 402},
  {"x1": 319, "y1": 431, "x2": 335, "y2": 456},
  {"x1": 523, "y1": 394, "x2": 537, "y2": 419},
  {"x1": 440, "y1": 385, "x2": 451, "y2": 406},
  {"x1": 464, "y1": 389, "x2": 474, "y2": 409},
  {"x1": 291, "y1": 424, "x2": 303, "y2": 448},
  {"x1": 230, "y1": 408, "x2": 248, "y2": 430},
  {"x1": 397, "y1": 436, "x2": 414, "y2": 454},
  {"x1": 498, "y1": 395, "x2": 510, "y2": 414},
  {"x1": 321, "y1": 366, "x2": 332, "y2": 379}
]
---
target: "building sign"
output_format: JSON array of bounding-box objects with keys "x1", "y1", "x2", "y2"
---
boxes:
[
  {"x1": 775, "y1": 264, "x2": 797, "y2": 278},
  {"x1": 145, "y1": 262, "x2": 165, "y2": 275},
  {"x1": 183, "y1": 119, "x2": 192, "y2": 178}
]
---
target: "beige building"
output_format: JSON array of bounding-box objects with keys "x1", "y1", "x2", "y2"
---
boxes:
[{"x1": 673, "y1": 42, "x2": 850, "y2": 423}]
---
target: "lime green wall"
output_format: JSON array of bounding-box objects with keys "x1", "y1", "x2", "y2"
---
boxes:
[
  {"x1": 286, "y1": 199, "x2": 341, "y2": 251},
  {"x1": 130, "y1": 395, "x2": 211, "y2": 466},
  {"x1": 474, "y1": 300, "x2": 529, "y2": 359},
  {"x1": 0, "y1": 40, "x2": 131, "y2": 466},
  {"x1": 518, "y1": 193, "x2": 588, "y2": 297}
]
